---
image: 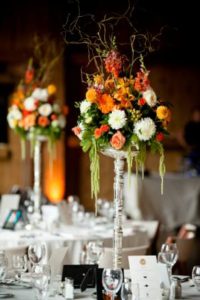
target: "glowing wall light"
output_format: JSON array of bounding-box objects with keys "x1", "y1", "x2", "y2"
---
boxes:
[{"x1": 43, "y1": 141, "x2": 65, "y2": 203}]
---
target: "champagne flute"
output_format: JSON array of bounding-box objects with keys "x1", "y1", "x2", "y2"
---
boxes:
[
  {"x1": 102, "y1": 268, "x2": 123, "y2": 300},
  {"x1": 160, "y1": 243, "x2": 178, "y2": 279}
]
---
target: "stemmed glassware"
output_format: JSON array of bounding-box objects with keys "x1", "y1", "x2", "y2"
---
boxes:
[
  {"x1": 192, "y1": 265, "x2": 200, "y2": 291},
  {"x1": 28, "y1": 243, "x2": 46, "y2": 267},
  {"x1": 12, "y1": 254, "x2": 28, "y2": 282},
  {"x1": 32, "y1": 264, "x2": 51, "y2": 300},
  {"x1": 0, "y1": 250, "x2": 8, "y2": 283},
  {"x1": 102, "y1": 268, "x2": 123, "y2": 300},
  {"x1": 159, "y1": 243, "x2": 178, "y2": 279},
  {"x1": 86, "y1": 240, "x2": 104, "y2": 265}
]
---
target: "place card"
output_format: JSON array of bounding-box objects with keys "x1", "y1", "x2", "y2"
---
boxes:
[{"x1": 128, "y1": 255, "x2": 162, "y2": 300}]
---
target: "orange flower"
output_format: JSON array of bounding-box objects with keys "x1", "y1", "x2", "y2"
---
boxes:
[
  {"x1": 110, "y1": 131, "x2": 126, "y2": 150},
  {"x1": 156, "y1": 106, "x2": 171, "y2": 120},
  {"x1": 47, "y1": 84, "x2": 57, "y2": 95},
  {"x1": 94, "y1": 128, "x2": 102, "y2": 139},
  {"x1": 62, "y1": 105, "x2": 69, "y2": 115},
  {"x1": 51, "y1": 114, "x2": 58, "y2": 120},
  {"x1": 134, "y1": 71, "x2": 149, "y2": 92},
  {"x1": 38, "y1": 116, "x2": 50, "y2": 127},
  {"x1": 98, "y1": 93, "x2": 115, "y2": 114},
  {"x1": 138, "y1": 98, "x2": 146, "y2": 106},
  {"x1": 105, "y1": 78, "x2": 115, "y2": 90},
  {"x1": 100, "y1": 124, "x2": 110, "y2": 133},
  {"x1": 86, "y1": 88, "x2": 97, "y2": 103},
  {"x1": 23, "y1": 114, "x2": 36, "y2": 130}
]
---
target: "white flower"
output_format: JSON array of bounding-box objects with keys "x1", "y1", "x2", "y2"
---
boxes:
[
  {"x1": 57, "y1": 115, "x2": 66, "y2": 128},
  {"x1": 80, "y1": 100, "x2": 91, "y2": 114},
  {"x1": 38, "y1": 103, "x2": 52, "y2": 116},
  {"x1": 134, "y1": 117, "x2": 156, "y2": 141},
  {"x1": 7, "y1": 106, "x2": 22, "y2": 128},
  {"x1": 108, "y1": 110, "x2": 127, "y2": 130},
  {"x1": 53, "y1": 103, "x2": 61, "y2": 113},
  {"x1": 24, "y1": 97, "x2": 37, "y2": 111},
  {"x1": 143, "y1": 88, "x2": 157, "y2": 107},
  {"x1": 32, "y1": 88, "x2": 48, "y2": 101}
]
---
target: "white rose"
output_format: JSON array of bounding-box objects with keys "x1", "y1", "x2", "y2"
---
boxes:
[
  {"x1": 80, "y1": 100, "x2": 91, "y2": 114},
  {"x1": 134, "y1": 117, "x2": 156, "y2": 141},
  {"x1": 143, "y1": 88, "x2": 157, "y2": 107},
  {"x1": 57, "y1": 115, "x2": 66, "y2": 128},
  {"x1": 32, "y1": 88, "x2": 48, "y2": 101},
  {"x1": 24, "y1": 97, "x2": 37, "y2": 111},
  {"x1": 108, "y1": 109, "x2": 127, "y2": 130},
  {"x1": 38, "y1": 103, "x2": 52, "y2": 116}
]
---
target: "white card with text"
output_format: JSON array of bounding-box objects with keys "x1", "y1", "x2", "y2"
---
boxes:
[{"x1": 128, "y1": 255, "x2": 162, "y2": 300}]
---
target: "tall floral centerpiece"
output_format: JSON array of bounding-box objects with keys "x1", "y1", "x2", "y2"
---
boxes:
[
  {"x1": 67, "y1": 7, "x2": 171, "y2": 268},
  {"x1": 7, "y1": 44, "x2": 67, "y2": 225}
]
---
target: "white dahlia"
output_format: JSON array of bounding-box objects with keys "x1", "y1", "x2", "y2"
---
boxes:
[
  {"x1": 143, "y1": 88, "x2": 157, "y2": 107},
  {"x1": 108, "y1": 109, "x2": 127, "y2": 130},
  {"x1": 38, "y1": 103, "x2": 52, "y2": 116},
  {"x1": 24, "y1": 97, "x2": 37, "y2": 111},
  {"x1": 32, "y1": 88, "x2": 48, "y2": 101},
  {"x1": 134, "y1": 117, "x2": 156, "y2": 141},
  {"x1": 80, "y1": 100, "x2": 91, "y2": 114}
]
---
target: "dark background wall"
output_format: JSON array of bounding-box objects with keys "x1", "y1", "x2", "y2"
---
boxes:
[{"x1": 0, "y1": 0, "x2": 200, "y2": 207}]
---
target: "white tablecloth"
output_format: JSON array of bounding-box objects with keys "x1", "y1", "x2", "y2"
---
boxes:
[
  {"x1": 0, "y1": 220, "x2": 156, "y2": 264},
  {"x1": 0, "y1": 281, "x2": 199, "y2": 300}
]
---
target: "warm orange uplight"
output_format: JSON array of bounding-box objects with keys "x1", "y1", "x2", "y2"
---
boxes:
[{"x1": 43, "y1": 141, "x2": 65, "y2": 204}]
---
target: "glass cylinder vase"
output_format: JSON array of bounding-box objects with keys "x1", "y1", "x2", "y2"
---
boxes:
[
  {"x1": 102, "y1": 148, "x2": 138, "y2": 269},
  {"x1": 31, "y1": 136, "x2": 47, "y2": 227}
]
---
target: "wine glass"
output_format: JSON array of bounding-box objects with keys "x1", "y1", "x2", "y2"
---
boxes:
[
  {"x1": 192, "y1": 265, "x2": 200, "y2": 291},
  {"x1": 160, "y1": 243, "x2": 178, "y2": 279},
  {"x1": 0, "y1": 250, "x2": 8, "y2": 283},
  {"x1": 102, "y1": 268, "x2": 123, "y2": 300},
  {"x1": 12, "y1": 254, "x2": 28, "y2": 282},
  {"x1": 86, "y1": 240, "x2": 104, "y2": 264},
  {"x1": 28, "y1": 243, "x2": 46, "y2": 266},
  {"x1": 121, "y1": 278, "x2": 132, "y2": 300},
  {"x1": 32, "y1": 264, "x2": 51, "y2": 300}
]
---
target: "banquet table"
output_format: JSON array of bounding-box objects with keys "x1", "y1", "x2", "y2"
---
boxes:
[
  {"x1": 0, "y1": 220, "x2": 157, "y2": 264},
  {"x1": 0, "y1": 280, "x2": 199, "y2": 300},
  {"x1": 124, "y1": 173, "x2": 200, "y2": 230}
]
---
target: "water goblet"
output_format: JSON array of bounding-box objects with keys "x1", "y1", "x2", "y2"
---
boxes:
[
  {"x1": 12, "y1": 254, "x2": 28, "y2": 282},
  {"x1": 28, "y1": 242, "x2": 46, "y2": 266},
  {"x1": 102, "y1": 268, "x2": 123, "y2": 300},
  {"x1": 121, "y1": 278, "x2": 132, "y2": 300},
  {"x1": 192, "y1": 265, "x2": 200, "y2": 291},
  {"x1": 32, "y1": 264, "x2": 51, "y2": 300},
  {"x1": 160, "y1": 243, "x2": 178, "y2": 279},
  {"x1": 86, "y1": 240, "x2": 104, "y2": 264}
]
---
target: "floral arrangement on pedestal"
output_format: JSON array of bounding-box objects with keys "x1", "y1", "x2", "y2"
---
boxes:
[
  {"x1": 66, "y1": 6, "x2": 172, "y2": 201},
  {"x1": 7, "y1": 39, "x2": 67, "y2": 157}
]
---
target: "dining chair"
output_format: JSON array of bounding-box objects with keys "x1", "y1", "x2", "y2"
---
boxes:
[
  {"x1": 98, "y1": 244, "x2": 149, "y2": 269},
  {"x1": 48, "y1": 246, "x2": 68, "y2": 276}
]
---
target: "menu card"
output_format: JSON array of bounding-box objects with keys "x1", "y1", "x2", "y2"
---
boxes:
[{"x1": 128, "y1": 255, "x2": 162, "y2": 300}]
